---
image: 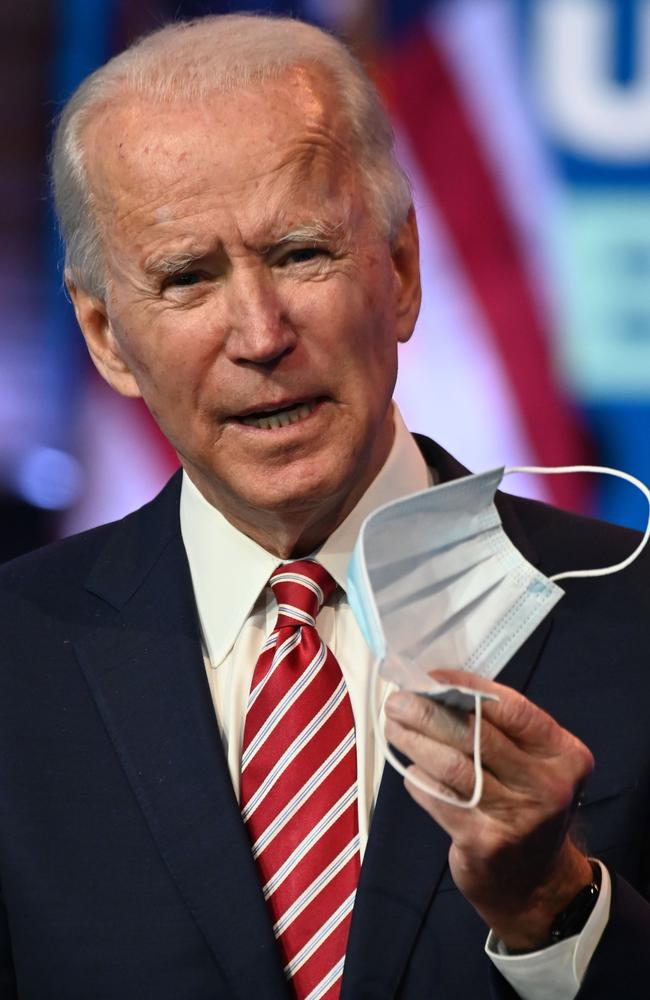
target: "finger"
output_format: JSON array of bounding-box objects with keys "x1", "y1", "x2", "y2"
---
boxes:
[
  {"x1": 385, "y1": 688, "x2": 594, "y2": 802},
  {"x1": 384, "y1": 715, "x2": 523, "y2": 811},
  {"x1": 425, "y1": 668, "x2": 560, "y2": 751},
  {"x1": 427, "y1": 669, "x2": 594, "y2": 768},
  {"x1": 402, "y1": 764, "x2": 490, "y2": 835},
  {"x1": 385, "y1": 690, "x2": 533, "y2": 789},
  {"x1": 385, "y1": 690, "x2": 476, "y2": 751},
  {"x1": 384, "y1": 716, "x2": 479, "y2": 801}
]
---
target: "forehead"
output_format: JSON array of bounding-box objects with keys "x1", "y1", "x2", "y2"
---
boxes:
[{"x1": 84, "y1": 66, "x2": 362, "y2": 245}]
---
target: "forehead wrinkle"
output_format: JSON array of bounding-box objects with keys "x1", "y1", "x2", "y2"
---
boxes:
[
  {"x1": 85, "y1": 67, "x2": 367, "y2": 283},
  {"x1": 114, "y1": 178, "x2": 200, "y2": 231},
  {"x1": 277, "y1": 137, "x2": 358, "y2": 226},
  {"x1": 91, "y1": 176, "x2": 198, "y2": 268},
  {"x1": 237, "y1": 191, "x2": 354, "y2": 251},
  {"x1": 85, "y1": 116, "x2": 208, "y2": 235},
  {"x1": 87, "y1": 66, "x2": 352, "y2": 201}
]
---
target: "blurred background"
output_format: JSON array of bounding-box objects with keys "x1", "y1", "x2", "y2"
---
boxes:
[{"x1": 3, "y1": 0, "x2": 650, "y2": 562}]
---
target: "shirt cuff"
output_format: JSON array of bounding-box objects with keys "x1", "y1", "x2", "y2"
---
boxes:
[{"x1": 484, "y1": 861, "x2": 611, "y2": 1000}]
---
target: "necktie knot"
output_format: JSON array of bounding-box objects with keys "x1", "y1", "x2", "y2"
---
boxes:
[{"x1": 270, "y1": 559, "x2": 336, "y2": 630}]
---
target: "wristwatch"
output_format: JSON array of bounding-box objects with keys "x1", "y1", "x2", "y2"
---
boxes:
[{"x1": 549, "y1": 860, "x2": 602, "y2": 943}]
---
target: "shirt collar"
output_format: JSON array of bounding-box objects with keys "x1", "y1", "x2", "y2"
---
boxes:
[{"x1": 180, "y1": 404, "x2": 432, "y2": 665}]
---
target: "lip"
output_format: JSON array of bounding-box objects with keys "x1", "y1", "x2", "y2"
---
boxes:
[
  {"x1": 228, "y1": 396, "x2": 329, "y2": 433},
  {"x1": 232, "y1": 396, "x2": 326, "y2": 421}
]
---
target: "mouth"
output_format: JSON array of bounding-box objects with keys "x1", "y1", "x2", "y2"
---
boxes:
[{"x1": 236, "y1": 398, "x2": 324, "y2": 430}]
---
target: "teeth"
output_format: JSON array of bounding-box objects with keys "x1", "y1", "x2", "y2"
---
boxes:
[{"x1": 241, "y1": 402, "x2": 316, "y2": 429}]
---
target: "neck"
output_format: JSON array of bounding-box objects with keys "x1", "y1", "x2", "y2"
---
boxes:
[
  {"x1": 182, "y1": 410, "x2": 397, "y2": 557},
  {"x1": 196, "y1": 481, "x2": 369, "y2": 559},
  {"x1": 183, "y1": 450, "x2": 393, "y2": 560}
]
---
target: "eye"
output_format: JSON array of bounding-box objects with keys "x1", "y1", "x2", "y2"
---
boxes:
[
  {"x1": 166, "y1": 271, "x2": 203, "y2": 288},
  {"x1": 277, "y1": 246, "x2": 327, "y2": 267}
]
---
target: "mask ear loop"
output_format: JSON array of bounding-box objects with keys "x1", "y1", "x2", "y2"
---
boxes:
[
  {"x1": 371, "y1": 654, "x2": 485, "y2": 809},
  {"x1": 505, "y1": 465, "x2": 650, "y2": 582}
]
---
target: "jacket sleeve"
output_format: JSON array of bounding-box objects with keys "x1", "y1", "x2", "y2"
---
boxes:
[
  {"x1": 488, "y1": 873, "x2": 650, "y2": 1000},
  {"x1": 577, "y1": 873, "x2": 650, "y2": 997}
]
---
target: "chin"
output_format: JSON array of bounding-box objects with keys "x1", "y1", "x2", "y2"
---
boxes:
[
  {"x1": 250, "y1": 468, "x2": 353, "y2": 517},
  {"x1": 249, "y1": 484, "x2": 342, "y2": 517}
]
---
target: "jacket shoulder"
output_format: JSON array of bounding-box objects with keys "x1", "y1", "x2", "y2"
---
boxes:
[
  {"x1": 503, "y1": 491, "x2": 645, "y2": 579},
  {"x1": 0, "y1": 471, "x2": 182, "y2": 608},
  {"x1": 413, "y1": 430, "x2": 645, "y2": 582}
]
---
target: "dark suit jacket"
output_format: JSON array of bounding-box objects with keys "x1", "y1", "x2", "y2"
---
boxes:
[{"x1": 1, "y1": 436, "x2": 650, "y2": 999}]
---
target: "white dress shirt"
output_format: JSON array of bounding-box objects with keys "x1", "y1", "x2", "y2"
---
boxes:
[{"x1": 179, "y1": 404, "x2": 610, "y2": 1000}]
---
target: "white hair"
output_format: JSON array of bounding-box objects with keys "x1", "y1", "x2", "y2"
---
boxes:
[{"x1": 51, "y1": 13, "x2": 412, "y2": 298}]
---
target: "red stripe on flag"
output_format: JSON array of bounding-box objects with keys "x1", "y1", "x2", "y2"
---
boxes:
[{"x1": 378, "y1": 27, "x2": 592, "y2": 511}]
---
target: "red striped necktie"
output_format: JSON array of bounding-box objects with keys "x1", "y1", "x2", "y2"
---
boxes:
[{"x1": 240, "y1": 559, "x2": 360, "y2": 1000}]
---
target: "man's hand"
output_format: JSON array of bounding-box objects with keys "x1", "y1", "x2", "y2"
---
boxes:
[{"x1": 384, "y1": 669, "x2": 595, "y2": 951}]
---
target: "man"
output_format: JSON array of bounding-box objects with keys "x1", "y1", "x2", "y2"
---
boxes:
[{"x1": 0, "y1": 13, "x2": 649, "y2": 999}]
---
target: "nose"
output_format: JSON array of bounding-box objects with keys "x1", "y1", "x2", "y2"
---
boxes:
[{"x1": 223, "y1": 267, "x2": 296, "y2": 366}]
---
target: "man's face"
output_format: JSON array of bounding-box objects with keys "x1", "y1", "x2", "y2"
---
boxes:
[{"x1": 73, "y1": 67, "x2": 420, "y2": 552}]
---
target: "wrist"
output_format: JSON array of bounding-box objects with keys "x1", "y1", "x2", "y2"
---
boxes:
[
  {"x1": 549, "y1": 860, "x2": 601, "y2": 944},
  {"x1": 490, "y1": 846, "x2": 594, "y2": 952}
]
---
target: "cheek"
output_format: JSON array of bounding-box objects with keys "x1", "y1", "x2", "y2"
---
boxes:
[
  {"x1": 115, "y1": 317, "x2": 215, "y2": 414},
  {"x1": 295, "y1": 277, "x2": 371, "y2": 341}
]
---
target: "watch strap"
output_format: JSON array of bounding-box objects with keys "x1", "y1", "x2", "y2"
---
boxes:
[{"x1": 549, "y1": 860, "x2": 602, "y2": 944}]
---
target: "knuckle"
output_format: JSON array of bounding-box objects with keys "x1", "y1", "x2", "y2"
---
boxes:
[
  {"x1": 441, "y1": 747, "x2": 472, "y2": 790},
  {"x1": 556, "y1": 779, "x2": 579, "y2": 813},
  {"x1": 511, "y1": 694, "x2": 540, "y2": 735},
  {"x1": 388, "y1": 719, "x2": 424, "y2": 762},
  {"x1": 413, "y1": 694, "x2": 438, "y2": 730},
  {"x1": 560, "y1": 733, "x2": 595, "y2": 782},
  {"x1": 540, "y1": 770, "x2": 582, "y2": 815},
  {"x1": 577, "y1": 741, "x2": 596, "y2": 779},
  {"x1": 474, "y1": 714, "x2": 495, "y2": 757},
  {"x1": 448, "y1": 707, "x2": 472, "y2": 747}
]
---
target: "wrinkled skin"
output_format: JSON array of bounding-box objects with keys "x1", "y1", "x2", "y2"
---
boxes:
[
  {"x1": 69, "y1": 66, "x2": 420, "y2": 557},
  {"x1": 385, "y1": 670, "x2": 594, "y2": 949}
]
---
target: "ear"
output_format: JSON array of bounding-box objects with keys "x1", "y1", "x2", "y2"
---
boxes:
[
  {"x1": 391, "y1": 205, "x2": 422, "y2": 344},
  {"x1": 67, "y1": 278, "x2": 142, "y2": 399}
]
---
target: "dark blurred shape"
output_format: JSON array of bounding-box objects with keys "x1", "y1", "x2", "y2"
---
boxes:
[
  {"x1": 0, "y1": 494, "x2": 56, "y2": 564},
  {"x1": 0, "y1": 2, "x2": 52, "y2": 270},
  {"x1": 0, "y1": 1, "x2": 57, "y2": 562}
]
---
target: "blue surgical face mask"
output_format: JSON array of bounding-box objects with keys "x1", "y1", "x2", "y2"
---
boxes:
[{"x1": 347, "y1": 464, "x2": 650, "y2": 809}]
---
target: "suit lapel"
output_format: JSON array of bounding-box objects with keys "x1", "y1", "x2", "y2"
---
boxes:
[
  {"x1": 74, "y1": 475, "x2": 289, "y2": 999},
  {"x1": 342, "y1": 437, "x2": 556, "y2": 994},
  {"x1": 342, "y1": 761, "x2": 451, "y2": 997}
]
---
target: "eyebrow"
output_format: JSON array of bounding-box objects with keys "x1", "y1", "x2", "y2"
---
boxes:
[
  {"x1": 272, "y1": 220, "x2": 344, "y2": 245},
  {"x1": 142, "y1": 219, "x2": 346, "y2": 277},
  {"x1": 142, "y1": 249, "x2": 208, "y2": 277}
]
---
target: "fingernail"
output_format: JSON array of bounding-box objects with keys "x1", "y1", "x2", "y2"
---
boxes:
[{"x1": 385, "y1": 692, "x2": 410, "y2": 719}]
